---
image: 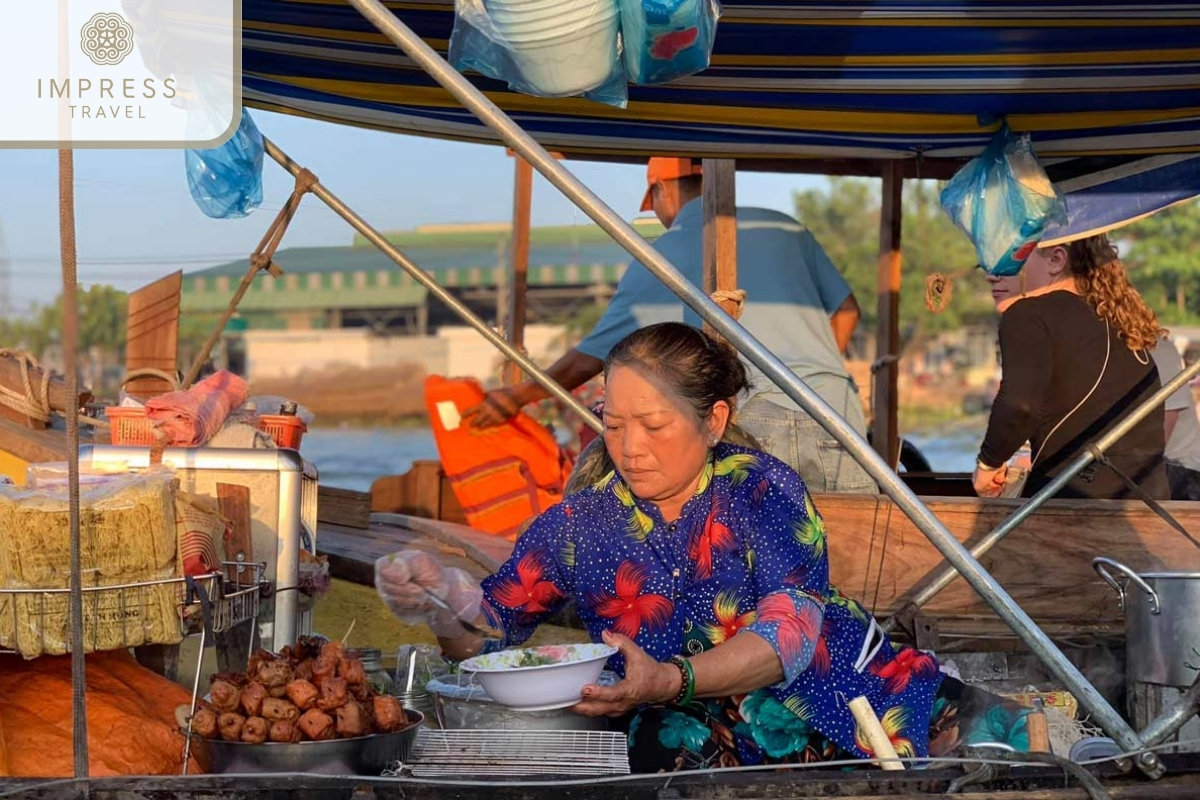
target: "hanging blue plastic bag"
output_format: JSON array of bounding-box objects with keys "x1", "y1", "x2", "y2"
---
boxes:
[
  {"x1": 939, "y1": 126, "x2": 1067, "y2": 276},
  {"x1": 448, "y1": 0, "x2": 628, "y2": 108},
  {"x1": 185, "y1": 108, "x2": 265, "y2": 219},
  {"x1": 619, "y1": 0, "x2": 721, "y2": 85}
]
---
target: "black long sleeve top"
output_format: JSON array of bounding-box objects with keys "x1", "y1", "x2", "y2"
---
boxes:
[{"x1": 978, "y1": 291, "x2": 1168, "y2": 500}]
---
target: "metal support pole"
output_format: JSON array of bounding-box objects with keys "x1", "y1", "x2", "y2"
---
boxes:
[
  {"x1": 885, "y1": 354, "x2": 1200, "y2": 631},
  {"x1": 342, "y1": 0, "x2": 1159, "y2": 772},
  {"x1": 261, "y1": 138, "x2": 602, "y2": 434},
  {"x1": 1139, "y1": 673, "x2": 1200, "y2": 754}
]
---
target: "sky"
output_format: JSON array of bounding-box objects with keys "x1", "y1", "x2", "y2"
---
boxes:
[{"x1": 0, "y1": 109, "x2": 827, "y2": 314}]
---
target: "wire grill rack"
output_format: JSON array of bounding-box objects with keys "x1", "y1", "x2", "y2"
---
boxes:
[
  {"x1": 0, "y1": 560, "x2": 266, "y2": 657},
  {"x1": 405, "y1": 729, "x2": 630, "y2": 778}
]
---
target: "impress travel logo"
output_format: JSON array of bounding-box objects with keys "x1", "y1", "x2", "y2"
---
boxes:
[
  {"x1": 80, "y1": 12, "x2": 136, "y2": 66},
  {"x1": 2, "y1": 1, "x2": 242, "y2": 147}
]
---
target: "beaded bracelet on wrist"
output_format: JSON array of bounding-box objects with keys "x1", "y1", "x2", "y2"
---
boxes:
[{"x1": 667, "y1": 655, "x2": 695, "y2": 705}]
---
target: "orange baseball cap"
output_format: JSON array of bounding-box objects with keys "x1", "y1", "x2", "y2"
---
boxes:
[{"x1": 640, "y1": 157, "x2": 703, "y2": 212}]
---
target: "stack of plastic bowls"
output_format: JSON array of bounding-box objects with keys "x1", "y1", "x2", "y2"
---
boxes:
[{"x1": 488, "y1": 0, "x2": 620, "y2": 95}]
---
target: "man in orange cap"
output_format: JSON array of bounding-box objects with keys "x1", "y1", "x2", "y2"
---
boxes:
[
  {"x1": 638, "y1": 157, "x2": 705, "y2": 224},
  {"x1": 465, "y1": 155, "x2": 872, "y2": 493}
]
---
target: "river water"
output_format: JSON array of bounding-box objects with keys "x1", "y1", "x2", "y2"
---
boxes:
[{"x1": 302, "y1": 420, "x2": 988, "y2": 491}]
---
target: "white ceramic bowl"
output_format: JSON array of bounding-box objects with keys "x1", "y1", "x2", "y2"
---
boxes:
[
  {"x1": 507, "y1": 17, "x2": 619, "y2": 96},
  {"x1": 458, "y1": 643, "x2": 618, "y2": 711}
]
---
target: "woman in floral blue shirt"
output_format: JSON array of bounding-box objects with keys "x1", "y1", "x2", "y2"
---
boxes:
[{"x1": 377, "y1": 322, "x2": 1030, "y2": 771}]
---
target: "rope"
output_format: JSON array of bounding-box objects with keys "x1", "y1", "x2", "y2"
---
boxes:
[
  {"x1": 0, "y1": 349, "x2": 52, "y2": 422},
  {"x1": 180, "y1": 168, "x2": 319, "y2": 389},
  {"x1": 711, "y1": 289, "x2": 747, "y2": 320},
  {"x1": 924, "y1": 272, "x2": 954, "y2": 313},
  {"x1": 58, "y1": 146, "x2": 88, "y2": 778}
]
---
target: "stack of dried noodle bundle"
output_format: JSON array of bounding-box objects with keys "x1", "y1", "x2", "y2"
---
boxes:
[{"x1": 0, "y1": 473, "x2": 184, "y2": 659}]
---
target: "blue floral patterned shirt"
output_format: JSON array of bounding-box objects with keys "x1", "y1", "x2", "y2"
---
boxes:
[{"x1": 479, "y1": 443, "x2": 944, "y2": 759}]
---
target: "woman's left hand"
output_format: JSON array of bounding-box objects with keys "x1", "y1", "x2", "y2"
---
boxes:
[{"x1": 570, "y1": 630, "x2": 679, "y2": 718}]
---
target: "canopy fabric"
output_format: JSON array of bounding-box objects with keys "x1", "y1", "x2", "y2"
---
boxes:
[
  {"x1": 1042, "y1": 154, "x2": 1200, "y2": 245},
  {"x1": 242, "y1": 0, "x2": 1200, "y2": 164}
]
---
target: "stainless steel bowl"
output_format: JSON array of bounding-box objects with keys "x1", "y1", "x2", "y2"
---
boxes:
[{"x1": 201, "y1": 711, "x2": 423, "y2": 775}]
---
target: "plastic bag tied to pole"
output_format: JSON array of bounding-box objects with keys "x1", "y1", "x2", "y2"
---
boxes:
[
  {"x1": 939, "y1": 126, "x2": 1068, "y2": 277},
  {"x1": 620, "y1": 0, "x2": 722, "y2": 85},
  {"x1": 449, "y1": 0, "x2": 629, "y2": 107},
  {"x1": 185, "y1": 108, "x2": 265, "y2": 219}
]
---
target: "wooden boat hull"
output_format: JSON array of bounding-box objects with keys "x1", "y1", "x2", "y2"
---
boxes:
[{"x1": 347, "y1": 461, "x2": 1200, "y2": 647}]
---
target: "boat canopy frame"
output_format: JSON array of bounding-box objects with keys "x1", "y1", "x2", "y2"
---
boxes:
[
  {"x1": 183, "y1": 0, "x2": 1200, "y2": 778},
  {"x1": 38, "y1": 0, "x2": 1200, "y2": 784}
]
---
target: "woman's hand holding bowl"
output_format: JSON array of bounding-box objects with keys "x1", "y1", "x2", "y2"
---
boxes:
[{"x1": 571, "y1": 630, "x2": 681, "y2": 718}]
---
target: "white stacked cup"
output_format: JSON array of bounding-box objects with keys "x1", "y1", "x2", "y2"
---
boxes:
[{"x1": 487, "y1": 0, "x2": 620, "y2": 95}]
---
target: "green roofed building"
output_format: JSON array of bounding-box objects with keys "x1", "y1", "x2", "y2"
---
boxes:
[{"x1": 182, "y1": 219, "x2": 665, "y2": 335}]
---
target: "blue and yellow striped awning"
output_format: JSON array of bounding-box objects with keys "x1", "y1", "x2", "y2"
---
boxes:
[{"x1": 241, "y1": 1, "x2": 1200, "y2": 165}]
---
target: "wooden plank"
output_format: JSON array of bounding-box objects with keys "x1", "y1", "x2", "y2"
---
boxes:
[
  {"x1": 369, "y1": 461, "x2": 467, "y2": 525},
  {"x1": 316, "y1": 485, "x2": 371, "y2": 529},
  {"x1": 504, "y1": 156, "x2": 533, "y2": 387},
  {"x1": 216, "y1": 483, "x2": 253, "y2": 582},
  {"x1": 871, "y1": 161, "x2": 903, "y2": 468},
  {"x1": 123, "y1": 271, "x2": 181, "y2": 401},
  {"x1": 316, "y1": 519, "x2": 494, "y2": 586},
  {"x1": 701, "y1": 158, "x2": 738, "y2": 332},
  {"x1": 0, "y1": 416, "x2": 82, "y2": 466}
]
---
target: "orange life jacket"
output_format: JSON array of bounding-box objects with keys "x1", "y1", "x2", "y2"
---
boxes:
[{"x1": 424, "y1": 375, "x2": 573, "y2": 540}]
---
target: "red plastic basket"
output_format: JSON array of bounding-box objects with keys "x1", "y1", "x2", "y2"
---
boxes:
[
  {"x1": 105, "y1": 407, "x2": 158, "y2": 446},
  {"x1": 258, "y1": 415, "x2": 307, "y2": 449}
]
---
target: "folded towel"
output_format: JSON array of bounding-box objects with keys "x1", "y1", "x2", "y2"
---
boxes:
[{"x1": 145, "y1": 371, "x2": 250, "y2": 447}]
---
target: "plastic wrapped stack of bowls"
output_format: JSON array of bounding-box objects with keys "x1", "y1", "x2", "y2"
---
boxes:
[{"x1": 488, "y1": 0, "x2": 620, "y2": 95}]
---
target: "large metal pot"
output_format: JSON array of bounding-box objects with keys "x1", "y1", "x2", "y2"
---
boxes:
[{"x1": 1093, "y1": 557, "x2": 1200, "y2": 687}]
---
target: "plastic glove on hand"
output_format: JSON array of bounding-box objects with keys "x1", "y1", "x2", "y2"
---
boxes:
[{"x1": 374, "y1": 550, "x2": 485, "y2": 638}]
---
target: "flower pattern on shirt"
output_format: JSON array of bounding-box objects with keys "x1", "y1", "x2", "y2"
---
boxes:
[{"x1": 479, "y1": 443, "x2": 943, "y2": 759}]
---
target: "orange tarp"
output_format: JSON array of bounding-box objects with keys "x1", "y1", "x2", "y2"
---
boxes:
[{"x1": 0, "y1": 650, "x2": 206, "y2": 777}]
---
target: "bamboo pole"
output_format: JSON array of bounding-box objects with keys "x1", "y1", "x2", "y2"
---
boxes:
[
  {"x1": 871, "y1": 161, "x2": 903, "y2": 468},
  {"x1": 57, "y1": 0, "x2": 88, "y2": 778},
  {"x1": 504, "y1": 156, "x2": 533, "y2": 387},
  {"x1": 701, "y1": 158, "x2": 738, "y2": 337}
]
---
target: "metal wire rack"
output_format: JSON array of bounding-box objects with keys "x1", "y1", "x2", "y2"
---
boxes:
[
  {"x1": 404, "y1": 729, "x2": 630, "y2": 778},
  {"x1": 0, "y1": 560, "x2": 267, "y2": 658}
]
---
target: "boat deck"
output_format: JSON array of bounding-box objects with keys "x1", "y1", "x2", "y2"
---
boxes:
[{"x1": 317, "y1": 513, "x2": 510, "y2": 585}]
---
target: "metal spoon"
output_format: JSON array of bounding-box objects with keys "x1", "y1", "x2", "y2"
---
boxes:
[{"x1": 423, "y1": 587, "x2": 504, "y2": 640}]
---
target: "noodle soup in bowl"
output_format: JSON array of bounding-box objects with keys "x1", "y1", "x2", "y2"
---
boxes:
[{"x1": 458, "y1": 642, "x2": 617, "y2": 711}]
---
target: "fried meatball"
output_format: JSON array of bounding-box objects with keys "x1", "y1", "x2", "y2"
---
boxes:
[
  {"x1": 209, "y1": 679, "x2": 242, "y2": 714},
  {"x1": 372, "y1": 696, "x2": 406, "y2": 733},
  {"x1": 261, "y1": 697, "x2": 300, "y2": 723},
  {"x1": 241, "y1": 716, "x2": 270, "y2": 744},
  {"x1": 286, "y1": 679, "x2": 319, "y2": 711},
  {"x1": 192, "y1": 708, "x2": 219, "y2": 739},
  {"x1": 297, "y1": 708, "x2": 336, "y2": 741},
  {"x1": 269, "y1": 720, "x2": 301, "y2": 743},
  {"x1": 335, "y1": 700, "x2": 367, "y2": 738},
  {"x1": 217, "y1": 712, "x2": 246, "y2": 742},
  {"x1": 241, "y1": 682, "x2": 268, "y2": 717},
  {"x1": 316, "y1": 677, "x2": 348, "y2": 711}
]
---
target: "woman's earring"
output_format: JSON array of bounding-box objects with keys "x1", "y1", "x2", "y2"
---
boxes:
[{"x1": 709, "y1": 436, "x2": 719, "y2": 447}]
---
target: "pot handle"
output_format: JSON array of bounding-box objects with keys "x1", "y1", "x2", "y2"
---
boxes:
[{"x1": 1093, "y1": 557, "x2": 1162, "y2": 615}]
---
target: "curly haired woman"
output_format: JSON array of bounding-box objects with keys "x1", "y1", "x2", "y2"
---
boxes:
[{"x1": 975, "y1": 234, "x2": 1168, "y2": 500}]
